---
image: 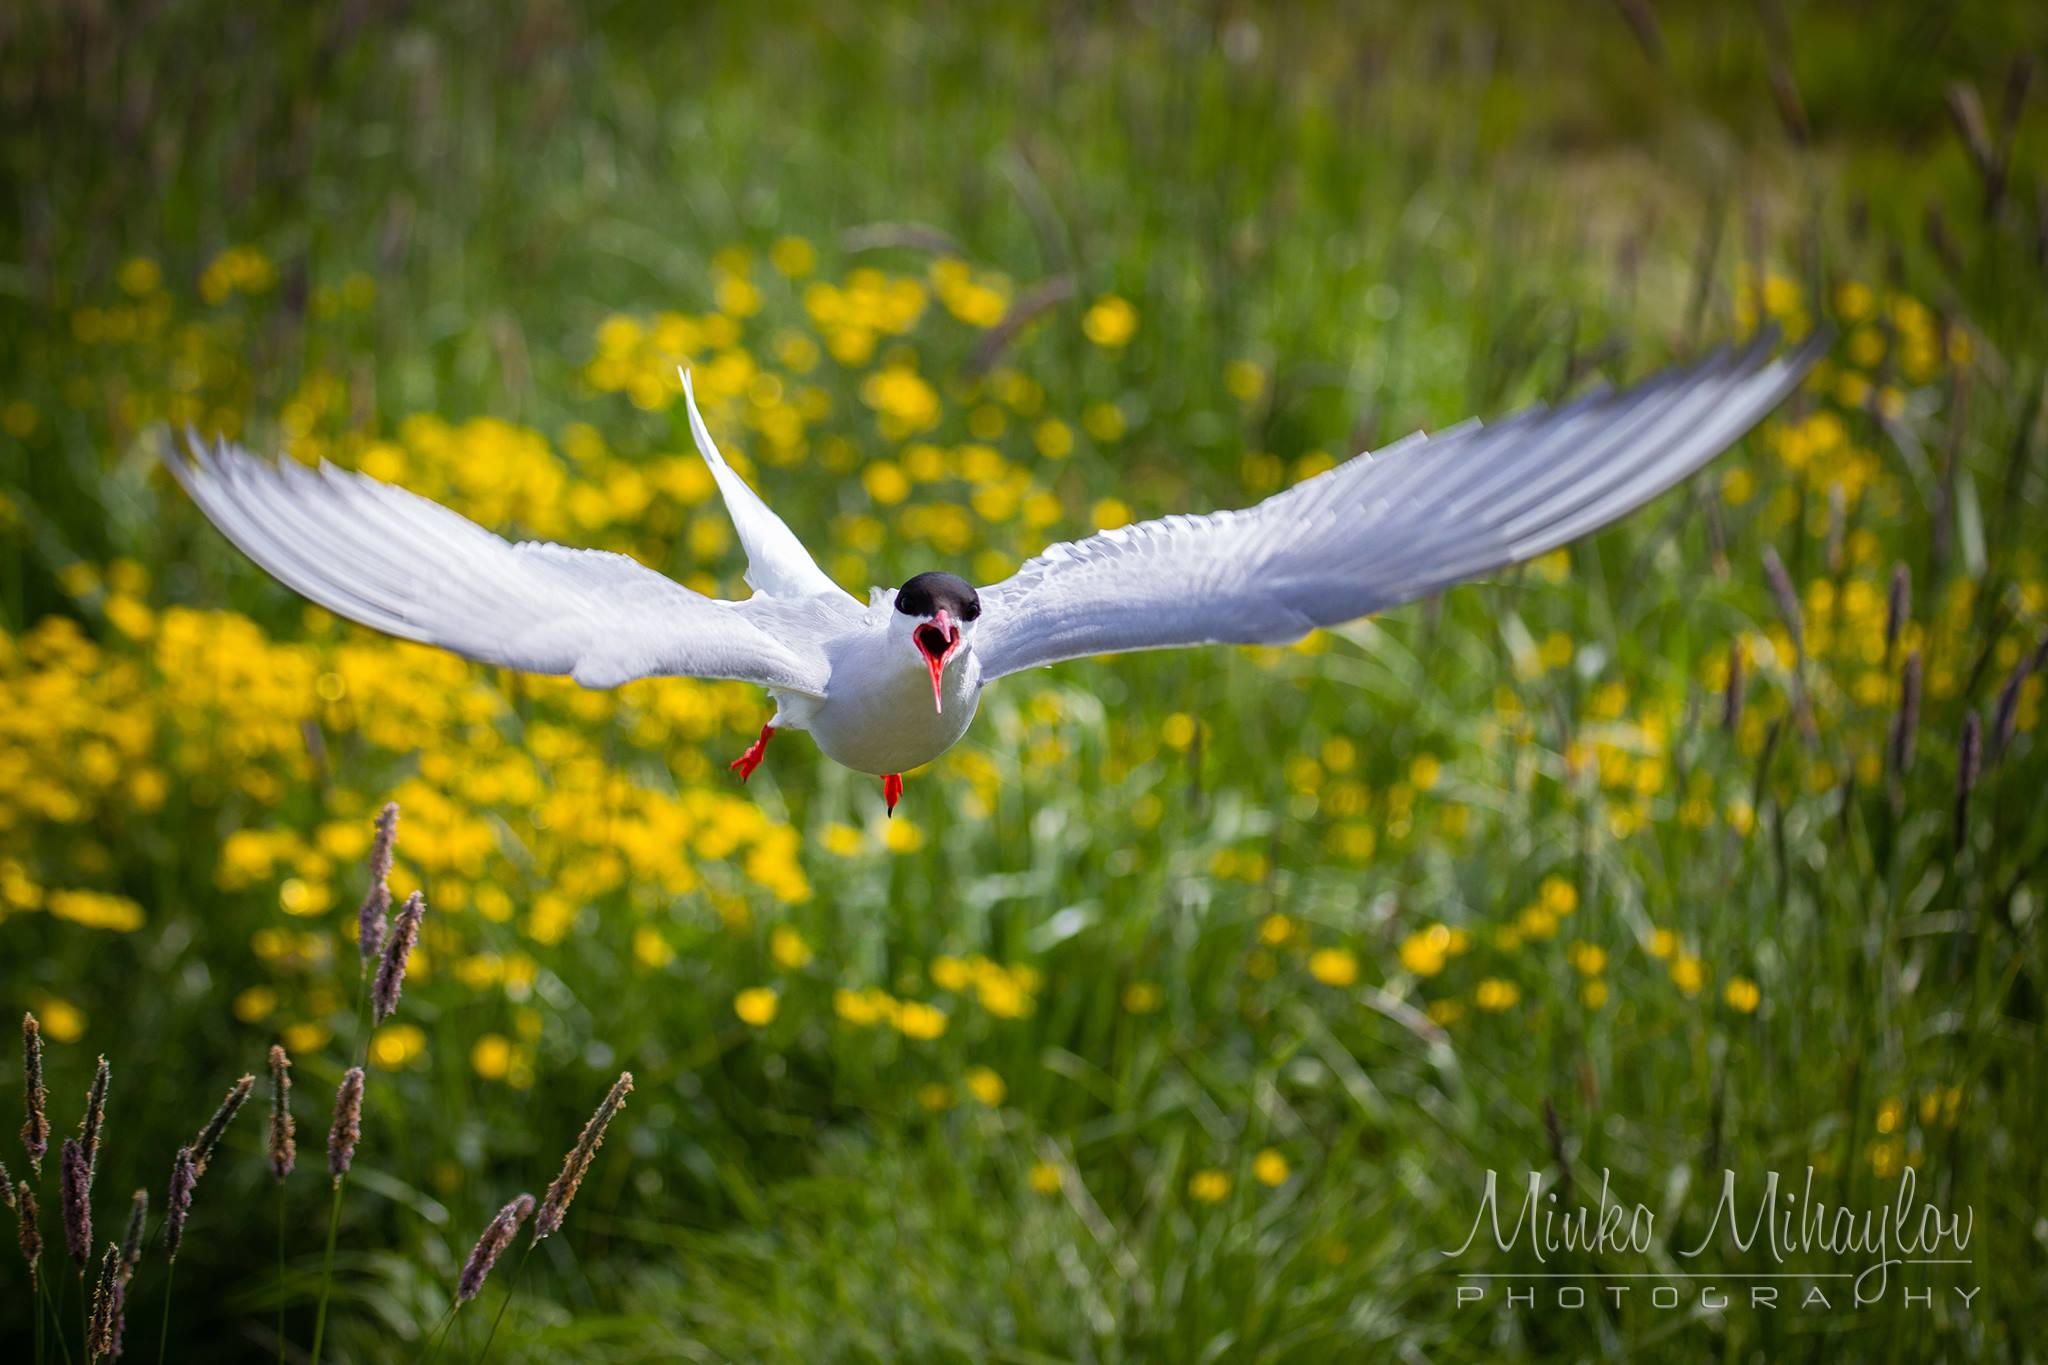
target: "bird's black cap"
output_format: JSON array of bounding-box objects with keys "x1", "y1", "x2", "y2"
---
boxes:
[{"x1": 895, "y1": 571, "x2": 980, "y2": 620}]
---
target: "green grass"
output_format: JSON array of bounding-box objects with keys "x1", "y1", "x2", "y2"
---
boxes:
[{"x1": 3, "y1": 2, "x2": 2047, "y2": 1361}]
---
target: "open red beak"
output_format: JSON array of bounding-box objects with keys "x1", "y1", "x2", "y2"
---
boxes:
[{"x1": 913, "y1": 608, "x2": 961, "y2": 713}]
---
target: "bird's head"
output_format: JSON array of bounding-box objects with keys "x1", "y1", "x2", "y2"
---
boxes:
[{"x1": 892, "y1": 571, "x2": 980, "y2": 712}]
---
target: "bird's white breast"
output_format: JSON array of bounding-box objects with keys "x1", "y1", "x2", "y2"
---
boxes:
[{"x1": 802, "y1": 628, "x2": 983, "y2": 775}]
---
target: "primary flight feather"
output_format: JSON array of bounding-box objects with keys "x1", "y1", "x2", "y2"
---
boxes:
[{"x1": 167, "y1": 334, "x2": 1820, "y2": 811}]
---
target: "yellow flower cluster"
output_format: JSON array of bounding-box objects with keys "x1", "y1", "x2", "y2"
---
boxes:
[
  {"x1": 11, "y1": 234, "x2": 1227, "y2": 1108},
  {"x1": 2, "y1": 569, "x2": 815, "y2": 1051},
  {"x1": 805, "y1": 267, "x2": 930, "y2": 366},
  {"x1": 930, "y1": 259, "x2": 1011, "y2": 329},
  {"x1": 930, "y1": 953, "x2": 1041, "y2": 1018},
  {"x1": 199, "y1": 245, "x2": 277, "y2": 305},
  {"x1": 1397, "y1": 922, "x2": 1472, "y2": 977},
  {"x1": 831, "y1": 988, "x2": 947, "y2": 1039}
]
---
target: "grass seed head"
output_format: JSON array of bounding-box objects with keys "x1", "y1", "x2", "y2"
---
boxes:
[
  {"x1": 534, "y1": 1071, "x2": 633, "y2": 1243},
  {"x1": 328, "y1": 1066, "x2": 365, "y2": 1180},
  {"x1": 358, "y1": 800, "x2": 400, "y2": 962},
  {"x1": 119, "y1": 1187, "x2": 146, "y2": 1276},
  {"x1": 192, "y1": 1073, "x2": 255, "y2": 1176},
  {"x1": 107, "y1": 1274, "x2": 129, "y2": 1360},
  {"x1": 1991, "y1": 630, "x2": 2043, "y2": 760},
  {"x1": 21, "y1": 1012, "x2": 47, "y2": 1175},
  {"x1": 1761, "y1": 546, "x2": 1803, "y2": 664},
  {"x1": 1824, "y1": 484, "x2": 1846, "y2": 573},
  {"x1": 1885, "y1": 562, "x2": 1911, "y2": 657},
  {"x1": 88, "y1": 1240, "x2": 122, "y2": 1361},
  {"x1": 371, "y1": 891, "x2": 426, "y2": 1024},
  {"x1": 1890, "y1": 649, "x2": 1923, "y2": 780},
  {"x1": 1956, "y1": 711, "x2": 1982, "y2": 846},
  {"x1": 80, "y1": 1054, "x2": 110, "y2": 1174},
  {"x1": 0, "y1": 1159, "x2": 12, "y2": 1212},
  {"x1": 60, "y1": 1137, "x2": 91, "y2": 1268},
  {"x1": 1722, "y1": 638, "x2": 1745, "y2": 732},
  {"x1": 267, "y1": 1044, "x2": 296, "y2": 1182},
  {"x1": 17, "y1": 1185, "x2": 41, "y2": 1271},
  {"x1": 163, "y1": 1147, "x2": 196, "y2": 1262},
  {"x1": 457, "y1": 1193, "x2": 535, "y2": 1303}
]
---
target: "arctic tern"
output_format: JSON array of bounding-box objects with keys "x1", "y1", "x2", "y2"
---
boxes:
[{"x1": 167, "y1": 334, "x2": 1818, "y2": 813}]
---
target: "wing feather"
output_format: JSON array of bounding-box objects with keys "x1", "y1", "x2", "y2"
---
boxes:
[
  {"x1": 166, "y1": 434, "x2": 832, "y2": 695},
  {"x1": 972, "y1": 333, "x2": 1820, "y2": 680},
  {"x1": 682, "y1": 371, "x2": 849, "y2": 602}
]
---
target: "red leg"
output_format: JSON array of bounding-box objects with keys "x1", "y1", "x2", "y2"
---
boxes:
[
  {"x1": 882, "y1": 772, "x2": 903, "y2": 815},
  {"x1": 730, "y1": 724, "x2": 775, "y2": 781}
]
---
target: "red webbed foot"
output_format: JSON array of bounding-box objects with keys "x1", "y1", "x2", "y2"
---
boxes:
[
  {"x1": 882, "y1": 773, "x2": 903, "y2": 815},
  {"x1": 730, "y1": 724, "x2": 775, "y2": 781}
]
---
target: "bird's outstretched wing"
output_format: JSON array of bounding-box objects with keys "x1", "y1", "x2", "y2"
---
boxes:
[
  {"x1": 165, "y1": 434, "x2": 833, "y2": 695},
  {"x1": 683, "y1": 370, "x2": 850, "y2": 603},
  {"x1": 972, "y1": 333, "x2": 1821, "y2": 681}
]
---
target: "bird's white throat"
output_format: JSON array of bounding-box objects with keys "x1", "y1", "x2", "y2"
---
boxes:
[{"x1": 794, "y1": 620, "x2": 983, "y2": 777}]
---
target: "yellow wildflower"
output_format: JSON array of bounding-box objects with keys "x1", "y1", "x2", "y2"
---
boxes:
[
  {"x1": 1308, "y1": 947, "x2": 1358, "y2": 987},
  {"x1": 284, "y1": 1022, "x2": 331, "y2": 1054},
  {"x1": 38, "y1": 997, "x2": 87, "y2": 1042},
  {"x1": 770, "y1": 925, "x2": 814, "y2": 969},
  {"x1": 370, "y1": 1024, "x2": 427, "y2": 1069},
  {"x1": 234, "y1": 986, "x2": 278, "y2": 1023},
  {"x1": 1224, "y1": 358, "x2": 1266, "y2": 401},
  {"x1": 895, "y1": 1001, "x2": 948, "y2": 1039},
  {"x1": 1474, "y1": 978, "x2": 1520, "y2": 1012},
  {"x1": 46, "y1": 889, "x2": 145, "y2": 932},
  {"x1": 1399, "y1": 925, "x2": 1450, "y2": 977},
  {"x1": 1034, "y1": 417, "x2": 1074, "y2": 459},
  {"x1": 1081, "y1": 400, "x2": 1125, "y2": 441},
  {"x1": 834, "y1": 988, "x2": 884, "y2": 1027},
  {"x1": 1091, "y1": 497, "x2": 1131, "y2": 530},
  {"x1": 862, "y1": 460, "x2": 911, "y2": 505},
  {"x1": 769, "y1": 235, "x2": 816, "y2": 277},
  {"x1": 117, "y1": 256, "x2": 161, "y2": 295},
  {"x1": 1082, "y1": 296, "x2": 1137, "y2": 347},
  {"x1": 965, "y1": 1066, "x2": 1006, "y2": 1106},
  {"x1": 471, "y1": 1033, "x2": 512, "y2": 1080},
  {"x1": 633, "y1": 926, "x2": 674, "y2": 968},
  {"x1": 734, "y1": 987, "x2": 779, "y2": 1026}
]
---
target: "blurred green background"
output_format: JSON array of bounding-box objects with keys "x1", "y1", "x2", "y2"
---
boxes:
[{"x1": 3, "y1": 1, "x2": 2046, "y2": 1360}]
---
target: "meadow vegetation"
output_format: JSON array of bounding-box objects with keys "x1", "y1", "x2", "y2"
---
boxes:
[{"x1": 2, "y1": 2, "x2": 2046, "y2": 1359}]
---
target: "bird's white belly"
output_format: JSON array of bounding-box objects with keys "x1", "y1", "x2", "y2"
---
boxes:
[{"x1": 801, "y1": 644, "x2": 983, "y2": 775}]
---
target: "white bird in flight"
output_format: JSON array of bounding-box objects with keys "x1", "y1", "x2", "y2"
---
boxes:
[{"x1": 168, "y1": 334, "x2": 1818, "y2": 814}]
